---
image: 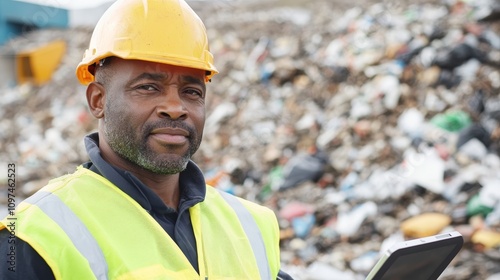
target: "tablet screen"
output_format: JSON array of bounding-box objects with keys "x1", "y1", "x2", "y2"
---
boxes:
[
  {"x1": 367, "y1": 232, "x2": 463, "y2": 280},
  {"x1": 378, "y1": 244, "x2": 457, "y2": 280}
]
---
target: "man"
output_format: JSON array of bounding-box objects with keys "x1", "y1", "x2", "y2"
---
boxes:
[{"x1": 0, "y1": 0, "x2": 293, "y2": 279}]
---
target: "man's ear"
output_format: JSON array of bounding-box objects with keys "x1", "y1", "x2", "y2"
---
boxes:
[{"x1": 86, "y1": 82, "x2": 106, "y2": 119}]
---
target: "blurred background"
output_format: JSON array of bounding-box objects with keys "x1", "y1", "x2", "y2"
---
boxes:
[{"x1": 1, "y1": 0, "x2": 500, "y2": 279}]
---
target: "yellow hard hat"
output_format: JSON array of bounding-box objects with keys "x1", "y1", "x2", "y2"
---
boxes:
[{"x1": 76, "y1": 0, "x2": 218, "y2": 85}]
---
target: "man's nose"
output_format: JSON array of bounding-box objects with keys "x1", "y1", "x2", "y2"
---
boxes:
[{"x1": 156, "y1": 89, "x2": 188, "y2": 120}]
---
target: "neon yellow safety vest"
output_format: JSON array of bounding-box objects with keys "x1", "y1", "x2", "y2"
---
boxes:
[{"x1": 0, "y1": 166, "x2": 281, "y2": 279}]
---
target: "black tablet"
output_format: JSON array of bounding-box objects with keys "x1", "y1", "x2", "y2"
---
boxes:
[{"x1": 365, "y1": 231, "x2": 464, "y2": 280}]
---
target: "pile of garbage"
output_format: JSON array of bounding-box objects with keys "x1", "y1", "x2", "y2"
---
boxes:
[{"x1": 1, "y1": 0, "x2": 500, "y2": 279}]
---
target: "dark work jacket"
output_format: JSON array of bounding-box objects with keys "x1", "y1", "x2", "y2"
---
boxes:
[{"x1": 0, "y1": 133, "x2": 293, "y2": 280}]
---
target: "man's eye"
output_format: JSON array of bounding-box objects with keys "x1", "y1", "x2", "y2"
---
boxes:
[
  {"x1": 185, "y1": 88, "x2": 203, "y2": 97},
  {"x1": 137, "y1": 85, "x2": 158, "y2": 91}
]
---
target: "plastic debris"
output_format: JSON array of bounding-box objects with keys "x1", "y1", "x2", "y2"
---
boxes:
[
  {"x1": 2, "y1": 0, "x2": 500, "y2": 278},
  {"x1": 277, "y1": 149, "x2": 328, "y2": 191},
  {"x1": 472, "y1": 230, "x2": 500, "y2": 250},
  {"x1": 279, "y1": 201, "x2": 316, "y2": 221},
  {"x1": 430, "y1": 110, "x2": 472, "y2": 132},
  {"x1": 335, "y1": 201, "x2": 377, "y2": 237},
  {"x1": 400, "y1": 213, "x2": 452, "y2": 238},
  {"x1": 292, "y1": 213, "x2": 316, "y2": 239}
]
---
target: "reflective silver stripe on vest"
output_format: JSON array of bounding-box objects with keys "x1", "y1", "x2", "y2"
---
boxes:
[
  {"x1": 217, "y1": 190, "x2": 271, "y2": 280},
  {"x1": 25, "y1": 191, "x2": 109, "y2": 280}
]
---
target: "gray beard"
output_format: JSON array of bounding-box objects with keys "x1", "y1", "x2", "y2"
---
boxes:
[
  {"x1": 105, "y1": 123, "x2": 191, "y2": 174},
  {"x1": 103, "y1": 105, "x2": 199, "y2": 175}
]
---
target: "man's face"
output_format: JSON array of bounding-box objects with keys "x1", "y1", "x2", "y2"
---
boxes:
[{"x1": 99, "y1": 58, "x2": 206, "y2": 174}]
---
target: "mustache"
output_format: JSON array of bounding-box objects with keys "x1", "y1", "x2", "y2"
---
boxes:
[{"x1": 143, "y1": 119, "x2": 196, "y2": 138}]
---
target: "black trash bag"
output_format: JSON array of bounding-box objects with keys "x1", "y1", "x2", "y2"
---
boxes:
[
  {"x1": 456, "y1": 123, "x2": 492, "y2": 149},
  {"x1": 432, "y1": 43, "x2": 489, "y2": 70},
  {"x1": 278, "y1": 150, "x2": 329, "y2": 191}
]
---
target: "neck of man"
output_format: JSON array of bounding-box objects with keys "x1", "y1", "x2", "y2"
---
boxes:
[
  {"x1": 98, "y1": 134, "x2": 181, "y2": 210},
  {"x1": 131, "y1": 171, "x2": 181, "y2": 210}
]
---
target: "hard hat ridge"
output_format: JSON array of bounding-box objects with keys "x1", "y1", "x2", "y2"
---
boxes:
[{"x1": 76, "y1": 0, "x2": 218, "y2": 85}]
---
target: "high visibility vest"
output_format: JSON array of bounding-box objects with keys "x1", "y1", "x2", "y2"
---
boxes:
[{"x1": 1, "y1": 166, "x2": 281, "y2": 279}]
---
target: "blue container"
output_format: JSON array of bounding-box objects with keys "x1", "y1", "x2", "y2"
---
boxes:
[{"x1": 0, "y1": 0, "x2": 69, "y2": 45}]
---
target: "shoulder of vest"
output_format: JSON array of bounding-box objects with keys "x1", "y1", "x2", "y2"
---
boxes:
[
  {"x1": 206, "y1": 186, "x2": 277, "y2": 223},
  {"x1": 49, "y1": 165, "x2": 112, "y2": 185},
  {"x1": 18, "y1": 167, "x2": 109, "y2": 209},
  {"x1": 40, "y1": 166, "x2": 94, "y2": 190}
]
